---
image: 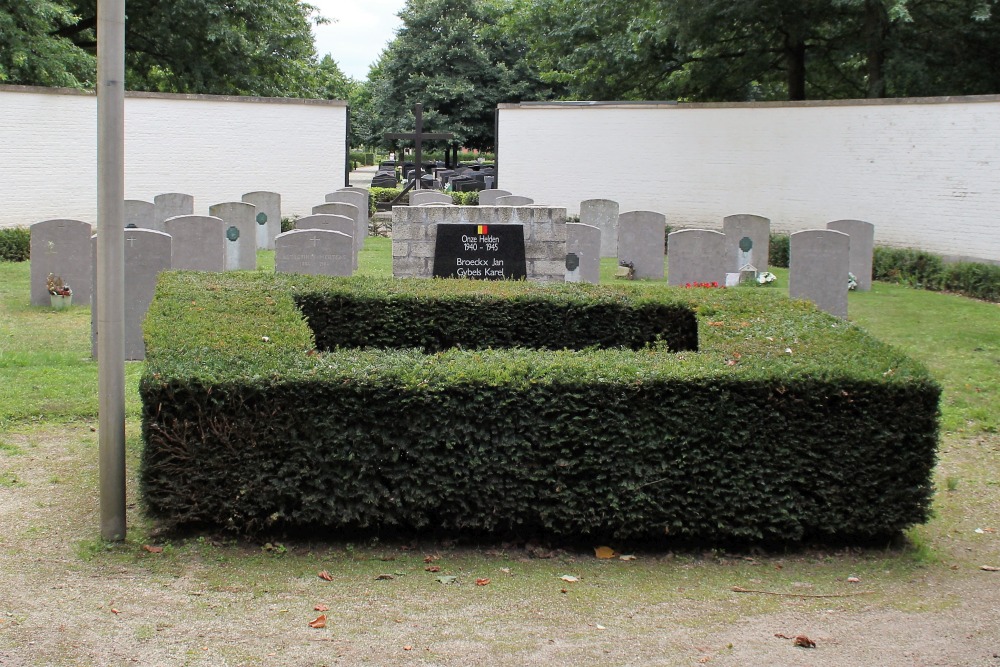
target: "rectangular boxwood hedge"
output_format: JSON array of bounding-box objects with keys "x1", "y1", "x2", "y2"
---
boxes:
[{"x1": 140, "y1": 273, "x2": 940, "y2": 543}]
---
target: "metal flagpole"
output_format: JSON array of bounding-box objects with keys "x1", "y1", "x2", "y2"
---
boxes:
[{"x1": 97, "y1": 0, "x2": 127, "y2": 541}]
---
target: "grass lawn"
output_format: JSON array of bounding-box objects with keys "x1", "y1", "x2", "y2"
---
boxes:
[{"x1": 0, "y1": 242, "x2": 997, "y2": 666}]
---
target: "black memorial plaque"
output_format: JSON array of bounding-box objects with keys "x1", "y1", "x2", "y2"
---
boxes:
[{"x1": 433, "y1": 223, "x2": 527, "y2": 280}]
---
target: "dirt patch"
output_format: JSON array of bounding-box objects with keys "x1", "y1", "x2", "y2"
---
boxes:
[{"x1": 1, "y1": 425, "x2": 998, "y2": 666}]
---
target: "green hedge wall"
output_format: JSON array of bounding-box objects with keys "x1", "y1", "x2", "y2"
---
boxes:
[
  {"x1": 873, "y1": 247, "x2": 999, "y2": 302},
  {"x1": 140, "y1": 273, "x2": 940, "y2": 543},
  {"x1": 0, "y1": 227, "x2": 30, "y2": 262}
]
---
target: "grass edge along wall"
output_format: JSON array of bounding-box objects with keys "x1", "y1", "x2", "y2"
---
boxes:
[{"x1": 140, "y1": 272, "x2": 940, "y2": 543}]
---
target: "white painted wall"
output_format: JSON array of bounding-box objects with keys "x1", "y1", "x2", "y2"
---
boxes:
[
  {"x1": 498, "y1": 98, "x2": 1000, "y2": 264},
  {"x1": 1, "y1": 85, "x2": 347, "y2": 228}
]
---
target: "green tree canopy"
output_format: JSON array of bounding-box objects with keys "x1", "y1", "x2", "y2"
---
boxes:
[
  {"x1": 367, "y1": 0, "x2": 555, "y2": 152},
  {"x1": 0, "y1": 0, "x2": 95, "y2": 87}
]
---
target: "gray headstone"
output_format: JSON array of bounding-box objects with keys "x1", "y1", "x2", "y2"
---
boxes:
[
  {"x1": 410, "y1": 190, "x2": 453, "y2": 206},
  {"x1": 324, "y1": 190, "x2": 368, "y2": 250},
  {"x1": 723, "y1": 214, "x2": 770, "y2": 271},
  {"x1": 565, "y1": 223, "x2": 601, "y2": 284},
  {"x1": 478, "y1": 189, "x2": 512, "y2": 206},
  {"x1": 826, "y1": 219, "x2": 874, "y2": 291},
  {"x1": 667, "y1": 229, "x2": 727, "y2": 286},
  {"x1": 163, "y1": 215, "x2": 226, "y2": 271},
  {"x1": 789, "y1": 229, "x2": 850, "y2": 319},
  {"x1": 153, "y1": 193, "x2": 194, "y2": 228},
  {"x1": 580, "y1": 199, "x2": 620, "y2": 258},
  {"x1": 618, "y1": 210, "x2": 666, "y2": 279},
  {"x1": 339, "y1": 186, "x2": 370, "y2": 198},
  {"x1": 495, "y1": 195, "x2": 534, "y2": 206},
  {"x1": 209, "y1": 202, "x2": 257, "y2": 271},
  {"x1": 293, "y1": 213, "x2": 357, "y2": 269},
  {"x1": 29, "y1": 219, "x2": 93, "y2": 306},
  {"x1": 242, "y1": 191, "x2": 281, "y2": 251},
  {"x1": 124, "y1": 200, "x2": 156, "y2": 230},
  {"x1": 275, "y1": 229, "x2": 353, "y2": 277},
  {"x1": 91, "y1": 229, "x2": 172, "y2": 361}
]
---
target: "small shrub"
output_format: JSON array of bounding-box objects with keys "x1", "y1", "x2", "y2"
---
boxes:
[
  {"x1": 769, "y1": 234, "x2": 790, "y2": 268},
  {"x1": 0, "y1": 227, "x2": 30, "y2": 262},
  {"x1": 280, "y1": 216, "x2": 297, "y2": 233},
  {"x1": 369, "y1": 187, "x2": 405, "y2": 216},
  {"x1": 449, "y1": 191, "x2": 479, "y2": 206}
]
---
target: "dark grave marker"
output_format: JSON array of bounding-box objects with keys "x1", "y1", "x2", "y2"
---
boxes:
[{"x1": 433, "y1": 223, "x2": 526, "y2": 280}]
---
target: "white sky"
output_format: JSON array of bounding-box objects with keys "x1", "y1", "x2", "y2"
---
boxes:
[{"x1": 309, "y1": 1, "x2": 407, "y2": 80}]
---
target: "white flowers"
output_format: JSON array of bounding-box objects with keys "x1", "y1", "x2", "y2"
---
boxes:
[{"x1": 757, "y1": 271, "x2": 777, "y2": 286}]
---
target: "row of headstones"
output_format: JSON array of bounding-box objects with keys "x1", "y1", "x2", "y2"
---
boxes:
[
  {"x1": 571, "y1": 200, "x2": 873, "y2": 318},
  {"x1": 408, "y1": 189, "x2": 532, "y2": 207},
  {"x1": 29, "y1": 187, "x2": 374, "y2": 360}
]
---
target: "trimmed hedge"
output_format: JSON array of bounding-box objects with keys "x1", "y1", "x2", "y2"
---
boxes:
[
  {"x1": 0, "y1": 227, "x2": 30, "y2": 262},
  {"x1": 769, "y1": 234, "x2": 790, "y2": 268},
  {"x1": 873, "y1": 247, "x2": 999, "y2": 302},
  {"x1": 140, "y1": 273, "x2": 940, "y2": 543}
]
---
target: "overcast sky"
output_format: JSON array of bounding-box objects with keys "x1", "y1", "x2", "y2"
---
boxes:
[{"x1": 309, "y1": 1, "x2": 407, "y2": 80}]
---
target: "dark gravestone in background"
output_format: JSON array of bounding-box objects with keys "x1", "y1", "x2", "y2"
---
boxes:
[{"x1": 433, "y1": 223, "x2": 526, "y2": 280}]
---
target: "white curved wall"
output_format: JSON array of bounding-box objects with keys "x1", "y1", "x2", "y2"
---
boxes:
[
  {"x1": 498, "y1": 98, "x2": 1000, "y2": 264},
  {"x1": 0, "y1": 85, "x2": 347, "y2": 228}
]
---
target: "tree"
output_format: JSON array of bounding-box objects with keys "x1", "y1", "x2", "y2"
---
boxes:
[
  {"x1": 369, "y1": 0, "x2": 555, "y2": 152},
  {"x1": 0, "y1": 0, "x2": 94, "y2": 88}
]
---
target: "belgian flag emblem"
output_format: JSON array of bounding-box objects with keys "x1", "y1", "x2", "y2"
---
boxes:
[{"x1": 477, "y1": 225, "x2": 488, "y2": 235}]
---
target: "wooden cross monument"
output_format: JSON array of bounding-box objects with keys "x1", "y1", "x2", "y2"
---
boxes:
[{"x1": 384, "y1": 103, "x2": 454, "y2": 189}]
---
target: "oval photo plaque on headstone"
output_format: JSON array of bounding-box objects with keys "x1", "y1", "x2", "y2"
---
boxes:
[
  {"x1": 226, "y1": 226, "x2": 240, "y2": 242},
  {"x1": 739, "y1": 236, "x2": 753, "y2": 252},
  {"x1": 565, "y1": 252, "x2": 580, "y2": 271},
  {"x1": 256, "y1": 212, "x2": 268, "y2": 225}
]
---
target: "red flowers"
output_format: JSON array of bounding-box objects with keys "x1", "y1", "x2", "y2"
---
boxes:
[{"x1": 684, "y1": 281, "x2": 721, "y2": 288}]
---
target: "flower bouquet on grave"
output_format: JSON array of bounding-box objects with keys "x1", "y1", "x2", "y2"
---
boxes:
[
  {"x1": 47, "y1": 273, "x2": 73, "y2": 309},
  {"x1": 756, "y1": 271, "x2": 777, "y2": 286},
  {"x1": 847, "y1": 272, "x2": 858, "y2": 290},
  {"x1": 615, "y1": 260, "x2": 635, "y2": 280}
]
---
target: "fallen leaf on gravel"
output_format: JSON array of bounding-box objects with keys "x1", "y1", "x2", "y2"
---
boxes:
[
  {"x1": 981, "y1": 565, "x2": 1000, "y2": 571},
  {"x1": 793, "y1": 635, "x2": 816, "y2": 648},
  {"x1": 435, "y1": 576, "x2": 457, "y2": 585},
  {"x1": 424, "y1": 555, "x2": 438, "y2": 563},
  {"x1": 425, "y1": 565, "x2": 441, "y2": 572},
  {"x1": 110, "y1": 608, "x2": 120, "y2": 615},
  {"x1": 847, "y1": 576, "x2": 861, "y2": 583},
  {"x1": 697, "y1": 657, "x2": 710, "y2": 664},
  {"x1": 318, "y1": 571, "x2": 333, "y2": 581},
  {"x1": 308, "y1": 615, "x2": 327, "y2": 629},
  {"x1": 476, "y1": 578, "x2": 491, "y2": 586},
  {"x1": 560, "y1": 575, "x2": 579, "y2": 583},
  {"x1": 594, "y1": 546, "x2": 616, "y2": 559},
  {"x1": 560, "y1": 588, "x2": 568, "y2": 594},
  {"x1": 403, "y1": 645, "x2": 413, "y2": 651},
  {"x1": 314, "y1": 604, "x2": 330, "y2": 612},
  {"x1": 142, "y1": 545, "x2": 163, "y2": 554},
  {"x1": 595, "y1": 624, "x2": 606, "y2": 630},
  {"x1": 375, "y1": 574, "x2": 395, "y2": 581},
  {"x1": 619, "y1": 554, "x2": 637, "y2": 561}
]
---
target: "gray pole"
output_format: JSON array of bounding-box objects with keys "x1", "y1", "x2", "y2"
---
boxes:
[{"x1": 97, "y1": 0, "x2": 127, "y2": 541}]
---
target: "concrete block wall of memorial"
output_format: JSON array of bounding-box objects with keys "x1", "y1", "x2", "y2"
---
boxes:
[
  {"x1": 497, "y1": 97, "x2": 1000, "y2": 265},
  {"x1": 392, "y1": 206, "x2": 567, "y2": 282},
  {"x1": 0, "y1": 85, "x2": 347, "y2": 229}
]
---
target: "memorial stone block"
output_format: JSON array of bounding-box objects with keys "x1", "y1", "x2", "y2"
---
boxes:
[
  {"x1": 29, "y1": 219, "x2": 93, "y2": 306},
  {"x1": 154, "y1": 193, "x2": 194, "y2": 228},
  {"x1": 124, "y1": 200, "x2": 156, "y2": 230},
  {"x1": 163, "y1": 215, "x2": 226, "y2": 271},
  {"x1": 667, "y1": 229, "x2": 727, "y2": 286},
  {"x1": 242, "y1": 191, "x2": 281, "y2": 251},
  {"x1": 209, "y1": 202, "x2": 257, "y2": 271},
  {"x1": 789, "y1": 229, "x2": 850, "y2": 318},
  {"x1": 826, "y1": 219, "x2": 874, "y2": 291},
  {"x1": 723, "y1": 214, "x2": 770, "y2": 271},
  {"x1": 275, "y1": 229, "x2": 353, "y2": 277},
  {"x1": 618, "y1": 211, "x2": 666, "y2": 279},
  {"x1": 565, "y1": 223, "x2": 601, "y2": 284},
  {"x1": 91, "y1": 229, "x2": 172, "y2": 360},
  {"x1": 580, "y1": 199, "x2": 620, "y2": 258}
]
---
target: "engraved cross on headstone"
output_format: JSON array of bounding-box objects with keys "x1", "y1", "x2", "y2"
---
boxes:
[{"x1": 383, "y1": 103, "x2": 454, "y2": 190}]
